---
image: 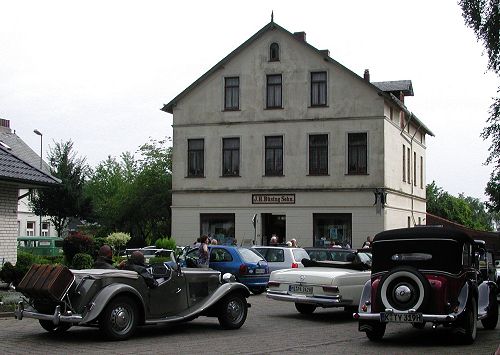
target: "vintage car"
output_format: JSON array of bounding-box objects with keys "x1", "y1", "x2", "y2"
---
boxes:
[
  {"x1": 354, "y1": 226, "x2": 498, "y2": 344},
  {"x1": 14, "y1": 254, "x2": 251, "y2": 340},
  {"x1": 266, "y1": 251, "x2": 371, "y2": 314}
]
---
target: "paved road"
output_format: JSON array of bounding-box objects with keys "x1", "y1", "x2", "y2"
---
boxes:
[{"x1": 0, "y1": 294, "x2": 498, "y2": 355}]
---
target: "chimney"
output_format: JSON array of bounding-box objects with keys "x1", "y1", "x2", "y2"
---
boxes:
[
  {"x1": 0, "y1": 119, "x2": 11, "y2": 133},
  {"x1": 363, "y1": 69, "x2": 370, "y2": 82},
  {"x1": 319, "y1": 49, "x2": 330, "y2": 57},
  {"x1": 293, "y1": 31, "x2": 306, "y2": 42}
]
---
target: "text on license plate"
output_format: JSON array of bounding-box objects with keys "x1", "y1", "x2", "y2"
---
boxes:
[
  {"x1": 381, "y1": 313, "x2": 423, "y2": 323},
  {"x1": 255, "y1": 269, "x2": 265, "y2": 274},
  {"x1": 289, "y1": 285, "x2": 313, "y2": 294}
]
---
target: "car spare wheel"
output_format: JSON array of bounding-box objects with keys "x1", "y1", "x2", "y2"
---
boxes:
[
  {"x1": 295, "y1": 303, "x2": 316, "y2": 314},
  {"x1": 218, "y1": 293, "x2": 248, "y2": 329},
  {"x1": 99, "y1": 296, "x2": 138, "y2": 341},
  {"x1": 39, "y1": 320, "x2": 72, "y2": 333},
  {"x1": 378, "y1": 266, "x2": 430, "y2": 312}
]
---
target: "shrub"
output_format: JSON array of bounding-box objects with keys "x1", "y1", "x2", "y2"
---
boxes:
[
  {"x1": 91, "y1": 236, "x2": 108, "y2": 258},
  {"x1": 148, "y1": 257, "x2": 171, "y2": 265},
  {"x1": 106, "y1": 232, "x2": 131, "y2": 255},
  {"x1": 63, "y1": 232, "x2": 94, "y2": 264},
  {"x1": 0, "y1": 262, "x2": 22, "y2": 285},
  {"x1": 155, "y1": 237, "x2": 177, "y2": 250},
  {"x1": 71, "y1": 253, "x2": 93, "y2": 270}
]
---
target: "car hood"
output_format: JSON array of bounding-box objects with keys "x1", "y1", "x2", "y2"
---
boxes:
[{"x1": 269, "y1": 267, "x2": 369, "y2": 286}]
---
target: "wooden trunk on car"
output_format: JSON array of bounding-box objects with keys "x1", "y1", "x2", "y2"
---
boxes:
[{"x1": 17, "y1": 264, "x2": 74, "y2": 301}]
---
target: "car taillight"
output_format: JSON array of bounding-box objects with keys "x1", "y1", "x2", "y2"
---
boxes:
[
  {"x1": 239, "y1": 264, "x2": 248, "y2": 275},
  {"x1": 322, "y1": 286, "x2": 339, "y2": 293},
  {"x1": 291, "y1": 262, "x2": 299, "y2": 268},
  {"x1": 268, "y1": 281, "x2": 280, "y2": 287}
]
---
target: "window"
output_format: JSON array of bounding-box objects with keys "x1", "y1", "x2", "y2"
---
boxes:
[
  {"x1": 210, "y1": 248, "x2": 233, "y2": 262},
  {"x1": 420, "y1": 156, "x2": 424, "y2": 189},
  {"x1": 347, "y1": 133, "x2": 367, "y2": 174},
  {"x1": 222, "y1": 138, "x2": 240, "y2": 176},
  {"x1": 266, "y1": 74, "x2": 282, "y2": 108},
  {"x1": 313, "y1": 213, "x2": 352, "y2": 248},
  {"x1": 309, "y1": 134, "x2": 328, "y2": 175},
  {"x1": 41, "y1": 222, "x2": 49, "y2": 236},
  {"x1": 402, "y1": 145, "x2": 406, "y2": 182},
  {"x1": 265, "y1": 136, "x2": 283, "y2": 176},
  {"x1": 407, "y1": 147, "x2": 411, "y2": 184},
  {"x1": 413, "y1": 152, "x2": 417, "y2": 186},
  {"x1": 311, "y1": 71, "x2": 327, "y2": 106},
  {"x1": 200, "y1": 213, "x2": 235, "y2": 245},
  {"x1": 187, "y1": 139, "x2": 204, "y2": 177},
  {"x1": 224, "y1": 77, "x2": 239, "y2": 110},
  {"x1": 26, "y1": 221, "x2": 35, "y2": 236},
  {"x1": 269, "y1": 42, "x2": 280, "y2": 61}
]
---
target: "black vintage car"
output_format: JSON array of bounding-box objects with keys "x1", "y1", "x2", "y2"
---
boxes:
[
  {"x1": 354, "y1": 226, "x2": 498, "y2": 344},
  {"x1": 14, "y1": 253, "x2": 250, "y2": 340}
]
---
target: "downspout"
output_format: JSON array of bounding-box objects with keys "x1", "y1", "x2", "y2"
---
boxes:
[{"x1": 407, "y1": 113, "x2": 422, "y2": 226}]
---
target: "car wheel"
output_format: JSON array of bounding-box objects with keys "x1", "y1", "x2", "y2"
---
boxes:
[
  {"x1": 459, "y1": 297, "x2": 477, "y2": 345},
  {"x1": 249, "y1": 287, "x2": 266, "y2": 295},
  {"x1": 378, "y1": 266, "x2": 430, "y2": 312},
  {"x1": 365, "y1": 322, "x2": 386, "y2": 341},
  {"x1": 99, "y1": 296, "x2": 138, "y2": 341},
  {"x1": 295, "y1": 303, "x2": 316, "y2": 314},
  {"x1": 218, "y1": 293, "x2": 248, "y2": 329},
  {"x1": 39, "y1": 320, "x2": 72, "y2": 333},
  {"x1": 481, "y1": 291, "x2": 498, "y2": 330}
]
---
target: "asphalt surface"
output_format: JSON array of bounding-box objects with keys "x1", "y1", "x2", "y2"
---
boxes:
[{"x1": 0, "y1": 293, "x2": 498, "y2": 355}]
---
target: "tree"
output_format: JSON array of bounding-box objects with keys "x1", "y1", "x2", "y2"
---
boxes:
[
  {"x1": 426, "y1": 181, "x2": 493, "y2": 231},
  {"x1": 30, "y1": 141, "x2": 91, "y2": 237},
  {"x1": 459, "y1": 0, "x2": 500, "y2": 208}
]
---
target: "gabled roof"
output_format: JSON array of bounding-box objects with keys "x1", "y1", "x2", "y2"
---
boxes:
[
  {"x1": 0, "y1": 145, "x2": 60, "y2": 187},
  {"x1": 372, "y1": 80, "x2": 413, "y2": 96},
  {"x1": 161, "y1": 21, "x2": 434, "y2": 137},
  {"x1": 0, "y1": 129, "x2": 51, "y2": 174}
]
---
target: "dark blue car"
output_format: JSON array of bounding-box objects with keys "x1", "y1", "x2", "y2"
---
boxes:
[{"x1": 185, "y1": 246, "x2": 270, "y2": 294}]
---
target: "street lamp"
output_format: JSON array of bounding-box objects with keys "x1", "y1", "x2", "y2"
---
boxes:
[
  {"x1": 33, "y1": 129, "x2": 43, "y2": 236},
  {"x1": 33, "y1": 129, "x2": 42, "y2": 170}
]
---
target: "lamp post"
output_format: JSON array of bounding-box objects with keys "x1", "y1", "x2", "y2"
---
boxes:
[{"x1": 33, "y1": 129, "x2": 43, "y2": 236}]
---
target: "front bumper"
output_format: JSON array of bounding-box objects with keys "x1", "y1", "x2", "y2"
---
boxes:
[
  {"x1": 267, "y1": 291, "x2": 352, "y2": 307},
  {"x1": 15, "y1": 301, "x2": 83, "y2": 325}
]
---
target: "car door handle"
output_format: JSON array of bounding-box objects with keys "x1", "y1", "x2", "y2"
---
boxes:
[{"x1": 176, "y1": 287, "x2": 182, "y2": 294}]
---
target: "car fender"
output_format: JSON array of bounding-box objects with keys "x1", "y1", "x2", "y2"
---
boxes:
[
  {"x1": 478, "y1": 280, "x2": 497, "y2": 316},
  {"x1": 82, "y1": 283, "x2": 146, "y2": 323},
  {"x1": 456, "y1": 281, "x2": 470, "y2": 315},
  {"x1": 358, "y1": 279, "x2": 372, "y2": 313}
]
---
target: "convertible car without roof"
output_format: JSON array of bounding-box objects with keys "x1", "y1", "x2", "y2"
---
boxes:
[{"x1": 14, "y1": 253, "x2": 250, "y2": 340}]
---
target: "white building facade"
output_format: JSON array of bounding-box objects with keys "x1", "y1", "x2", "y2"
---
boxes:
[{"x1": 163, "y1": 21, "x2": 433, "y2": 249}]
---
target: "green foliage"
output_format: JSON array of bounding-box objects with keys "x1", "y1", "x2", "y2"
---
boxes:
[
  {"x1": 148, "y1": 257, "x2": 171, "y2": 265},
  {"x1": 29, "y1": 140, "x2": 92, "y2": 237},
  {"x1": 0, "y1": 252, "x2": 56, "y2": 286},
  {"x1": 485, "y1": 169, "x2": 500, "y2": 213},
  {"x1": 63, "y1": 232, "x2": 94, "y2": 264},
  {"x1": 71, "y1": 253, "x2": 93, "y2": 270},
  {"x1": 84, "y1": 138, "x2": 172, "y2": 243},
  {"x1": 106, "y1": 232, "x2": 131, "y2": 255},
  {"x1": 155, "y1": 237, "x2": 176, "y2": 250},
  {"x1": 91, "y1": 236, "x2": 108, "y2": 258},
  {"x1": 426, "y1": 181, "x2": 493, "y2": 231},
  {"x1": 0, "y1": 262, "x2": 22, "y2": 285}
]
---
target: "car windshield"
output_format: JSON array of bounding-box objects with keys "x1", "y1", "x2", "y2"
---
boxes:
[
  {"x1": 357, "y1": 252, "x2": 372, "y2": 266},
  {"x1": 292, "y1": 249, "x2": 310, "y2": 262},
  {"x1": 238, "y1": 248, "x2": 264, "y2": 262}
]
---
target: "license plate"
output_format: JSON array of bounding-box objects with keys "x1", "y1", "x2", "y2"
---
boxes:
[
  {"x1": 289, "y1": 285, "x2": 312, "y2": 294},
  {"x1": 255, "y1": 269, "x2": 265, "y2": 274},
  {"x1": 381, "y1": 312, "x2": 423, "y2": 323}
]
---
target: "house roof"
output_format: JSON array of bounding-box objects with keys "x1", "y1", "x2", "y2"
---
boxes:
[
  {"x1": 0, "y1": 145, "x2": 60, "y2": 187},
  {"x1": 161, "y1": 20, "x2": 434, "y2": 137},
  {"x1": 372, "y1": 80, "x2": 414, "y2": 96}
]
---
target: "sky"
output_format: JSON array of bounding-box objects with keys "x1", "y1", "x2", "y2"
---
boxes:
[{"x1": 0, "y1": 0, "x2": 497, "y2": 201}]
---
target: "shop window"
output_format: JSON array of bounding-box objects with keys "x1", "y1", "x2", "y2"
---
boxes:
[
  {"x1": 200, "y1": 213, "x2": 235, "y2": 245},
  {"x1": 313, "y1": 213, "x2": 352, "y2": 248},
  {"x1": 224, "y1": 77, "x2": 239, "y2": 110},
  {"x1": 188, "y1": 138, "x2": 204, "y2": 177},
  {"x1": 347, "y1": 133, "x2": 367, "y2": 174}
]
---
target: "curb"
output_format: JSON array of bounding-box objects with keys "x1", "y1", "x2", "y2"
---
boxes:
[{"x1": 0, "y1": 312, "x2": 14, "y2": 318}]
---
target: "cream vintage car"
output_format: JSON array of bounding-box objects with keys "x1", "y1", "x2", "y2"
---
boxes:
[{"x1": 266, "y1": 250, "x2": 371, "y2": 314}]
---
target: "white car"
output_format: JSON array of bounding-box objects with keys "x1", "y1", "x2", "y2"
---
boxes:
[
  {"x1": 266, "y1": 251, "x2": 371, "y2": 314},
  {"x1": 252, "y1": 246, "x2": 310, "y2": 272}
]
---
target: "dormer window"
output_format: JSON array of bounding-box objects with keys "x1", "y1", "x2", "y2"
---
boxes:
[{"x1": 269, "y1": 43, "x2": 280, "y2": 61}]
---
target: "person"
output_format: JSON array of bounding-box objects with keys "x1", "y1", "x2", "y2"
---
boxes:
[
  {"x1": 123, "y1": 251, "x2": 158, "y2": 288},
  {"x1": 331, "y1": 241, "x2": 342, "y2": 248},
  {"x1": 286, "y1": 241, "x2": 292, "y2": 247},
  {"x1": 290, "y1": 238, "x2": 298, "y2": 247},
  {"x1": 211, "y1": 238, "x2": 218, "y2": 245},
  {"x1": 198, "y1": 235, "x2": 209, "y2": 268},
  {"x1": 93, "y1": 245, "x2": 115, "y2": 269},
  {"x1": 270, "y1": 235, "x2": 278, "y2": 245},
  {"x1": 362, "y1": 236, "x2": 372, "y2": 249},
  {"x1": 231, "y1": 238, "x2": 238, "y2": 246}
]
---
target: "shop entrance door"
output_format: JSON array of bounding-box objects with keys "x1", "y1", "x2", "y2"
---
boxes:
[{"x1": 261, "y1": 213, "x2": 286, "y2": 245}]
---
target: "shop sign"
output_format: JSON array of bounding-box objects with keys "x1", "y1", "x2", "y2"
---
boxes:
[{"x1": 252, "y1": 194, "x2": 295, "y2": 204}]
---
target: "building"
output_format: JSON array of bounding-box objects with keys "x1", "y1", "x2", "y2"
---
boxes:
[
  {"x1": 162, "y1": 20, "x2": 434, "y2": 248},
  {"x1": 0, "y1": 119, "x2": 59, "y2": 264}
]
